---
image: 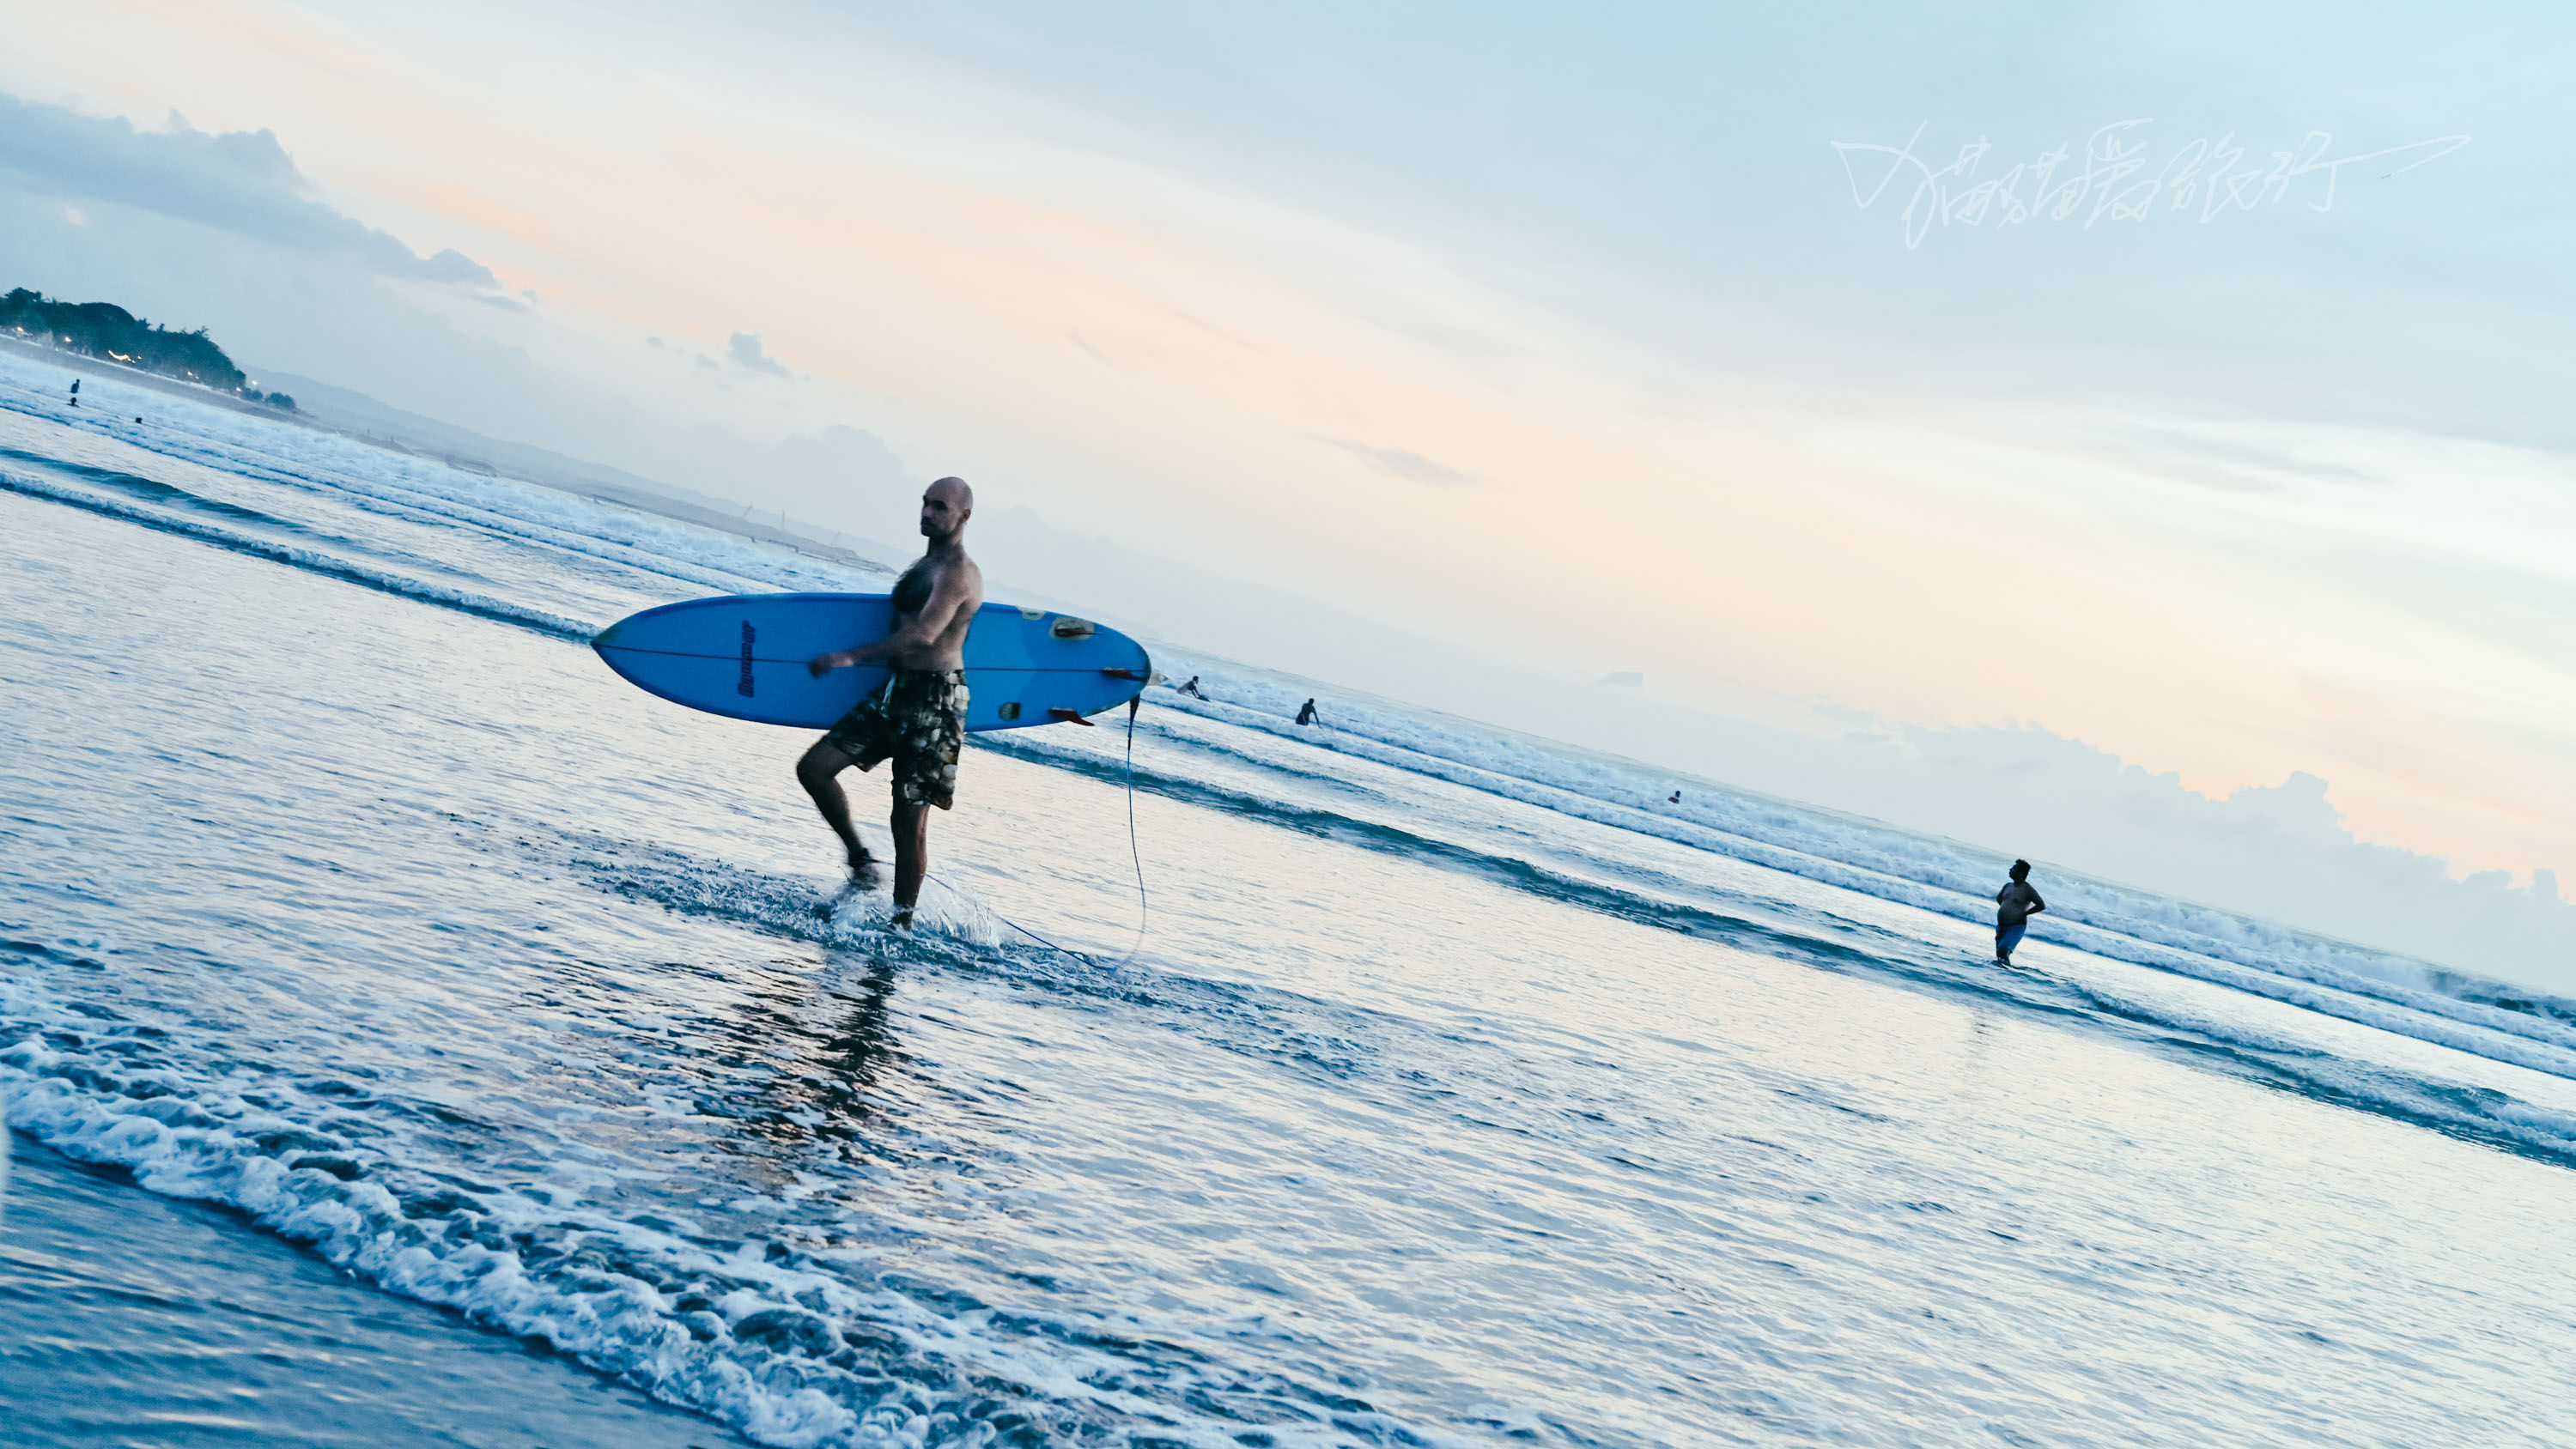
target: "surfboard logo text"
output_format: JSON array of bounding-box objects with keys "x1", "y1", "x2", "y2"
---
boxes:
[{"x1": 738, "y1": 620, "x2": 756, "y2": 697}]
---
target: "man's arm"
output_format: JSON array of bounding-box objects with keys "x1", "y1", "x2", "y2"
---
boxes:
[
  {"x1": 2027, "y1": 888, "x2": 2046, "y2": 914},
  {"x1": 810, "y1": 567, "x2": 977, "y2": 674}
]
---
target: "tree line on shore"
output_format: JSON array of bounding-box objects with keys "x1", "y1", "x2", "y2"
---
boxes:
[{"x1": 1, "y1": 287, "x2": 294, "y2": 409}]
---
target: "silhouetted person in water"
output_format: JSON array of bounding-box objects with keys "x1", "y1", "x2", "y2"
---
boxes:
[
  {"x1": 68, "y1": 379, "x2": 79, "y2": 408},
  {"x1": 1668, "y1": 790, "x2": 1681, "y2": 803},
  {"x1": 1995, "y1": 859, "x2": 2045, "y2": 964},
  {"x1": 1296, "y1": 698, "x2": 1319, "y2": 725},
  {"x1": 1176, "y1": 676, "x2": 1204, "y2": 699}
]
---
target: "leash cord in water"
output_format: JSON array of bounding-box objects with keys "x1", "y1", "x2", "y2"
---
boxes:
[{"x1": 927, "y1": 695, "x2": 1149, "y2": 967}]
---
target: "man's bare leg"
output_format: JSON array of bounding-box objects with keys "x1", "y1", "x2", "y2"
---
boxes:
[
  {"x1": 888, "y1": 799, "x2": 931, "y2": 926},
  {"x1": 796, "y1": 737, "x2": 876, "y2": 881}
]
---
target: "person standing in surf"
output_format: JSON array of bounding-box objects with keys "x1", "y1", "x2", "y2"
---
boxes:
[
  {"x1": 800, "y1": 476, "x2": 984, "y2": 928},
  {"x1": 1994, "y1": 859, "x2": 2045, "y2": 965}
]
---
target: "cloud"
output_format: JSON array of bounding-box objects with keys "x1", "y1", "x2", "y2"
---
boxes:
[
  {"x1": 1315, "y1": 435, "x2": 1473, "y2": 486},
  {"x1": 728, "y1": 331, "x2": 788, "y2": 375},
  {"x1": 2080, "y1": 423, "x2": 2388, "y2": 494},
  {"x1": 771, "y1": 423, "x2": 903, "y2": 488},
  {"x1": 0, "y1": 92, "x2": 496, "y2": 288}
]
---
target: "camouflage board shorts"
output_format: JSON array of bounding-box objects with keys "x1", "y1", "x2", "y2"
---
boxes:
[{"x1": 824, "y1": 668, "x2": 969, "y2": 810}]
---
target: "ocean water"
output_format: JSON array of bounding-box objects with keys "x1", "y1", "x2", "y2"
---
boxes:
[
  {"x1": 3, "y1": 1133, "x2": 738, "y2": 1447},
  {"x1": 3, "y1": 350, "x2": 2574, "y2": 1447}
]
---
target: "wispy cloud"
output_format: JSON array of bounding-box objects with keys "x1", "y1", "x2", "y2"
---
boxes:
[
  {"x1": 1315, "y1": 435, "x2": 1473, "y2": 486},
  {"x1": 2081, "y1": 423, "x2": 2387, "y2": 494}
]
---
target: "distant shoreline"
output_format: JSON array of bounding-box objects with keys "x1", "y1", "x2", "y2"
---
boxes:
[{"x1": 0, "y1": 331, "x2": 891, "y2": 576}]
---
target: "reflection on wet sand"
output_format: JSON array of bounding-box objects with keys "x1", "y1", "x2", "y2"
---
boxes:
[{"x1": 701, "y1": 954, "x2": 905, "y2": 1154}]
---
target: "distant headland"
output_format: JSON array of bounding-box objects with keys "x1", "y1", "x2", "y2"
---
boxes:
[{"x1": 2, "y1": 287, "x2": 295, "y2": 410}]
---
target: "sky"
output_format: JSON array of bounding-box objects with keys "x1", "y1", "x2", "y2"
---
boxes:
[{"x1": 2, "y1": 1, "x2": 2571, "y2": 971}]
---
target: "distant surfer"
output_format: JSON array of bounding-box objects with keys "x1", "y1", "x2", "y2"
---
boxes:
[
  {"x1": 1296, "y1": 698, "x2": 1319, "y2": 726},
  {"x1": 1668, "y1": 790, "x2": 1681, "y2": 804},
  {"x1": 68, "y1": 379, "x2": 79, "y2": 408},
  {"x1": 1994, "y1": 860, "x2": 2045, "y2": 965},
  {"x1": 800, "y1": 476, "x2": 984, "y2": 929},
  {"x1": 1176, "y1": 676, "x2": 1205, "y2": 699}
]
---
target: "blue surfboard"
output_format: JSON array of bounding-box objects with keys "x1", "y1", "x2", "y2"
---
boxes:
[{"x1": 592, "y1": 592, "x2": 1151, "y2": 731}]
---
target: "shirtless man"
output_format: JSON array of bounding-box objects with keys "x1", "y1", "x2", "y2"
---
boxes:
[
  {"x1": 799, "y1": 476, "x2": 984, "y2": 927},
  {"x1": 1994, "y1": 859, "x2": 2046, "y2": 965}
]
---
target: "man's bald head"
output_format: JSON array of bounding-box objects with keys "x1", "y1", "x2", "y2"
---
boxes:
[{"x1": 919, "y1": 476, "x2": 974, "y2": 543}]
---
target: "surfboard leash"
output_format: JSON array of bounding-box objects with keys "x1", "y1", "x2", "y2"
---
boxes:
[
  {"x1": 1115, "y1": 692, "x2": 1150, "y2": 961},
  {"x1": 932, "y1": 694, "x2": 1150, "y2": 969}
]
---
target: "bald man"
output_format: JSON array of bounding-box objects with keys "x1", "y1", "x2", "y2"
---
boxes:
[{"x1": 801, "y1": 476, "x2": 985, "y2": 927}]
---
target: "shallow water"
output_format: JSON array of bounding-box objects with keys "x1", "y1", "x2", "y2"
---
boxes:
[
  {"x1": 4, "y1": 357, "x2": 2575, "y2": 1446},
  {"x1": 1, "y1": 1134, "x2": 741, "y2": 1447}
]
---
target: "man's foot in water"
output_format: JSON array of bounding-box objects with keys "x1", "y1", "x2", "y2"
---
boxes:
[
  {"x1": 815, "y1": 854, "x2": 884, "y2": 918},
  {"x1": 888, "y1": 905, "x2": 914, "y2": 931}
]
